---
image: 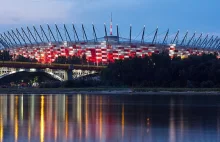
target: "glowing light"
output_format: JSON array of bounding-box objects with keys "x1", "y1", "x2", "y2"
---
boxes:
[
  {"x1": 40, "y1": 96, "x2": 45, "y2": 142},
  {"x1": 99, "y1": 96, "x2": 103, "y2": 141},
  {"x1": 85, "y1": 96, "x2": 89, "y2": 138},
  {"x1": 77, "y1": 95, "x2": 82, "y2": 139},
  {"x1": 14, "y1": 96, "x2": 18, "y2": 142},
  {"x1": 28, "y1": 119, "x2": 31, "y2": 142},
  {"x1": 30, "y1": 68, "x2": 36, "y2": 72},
  {"x1": 20, "y1": 95, "x2": 24, "y2": 121},
  {"x1": 169, "y1": 99, "x2": 175, "y2": 142},
  {"x1": 0, "y1": 116, "x2": 3, "y2": 142},
  {"x1": 0, "y1": 97, "x2": 3, "y2": 142},
  {"x1": 65, "y1": 96, "x2": 68, "y2": 139},
  {"x1": 122, "y1": 104, "x2": 124, "y2": 138}
]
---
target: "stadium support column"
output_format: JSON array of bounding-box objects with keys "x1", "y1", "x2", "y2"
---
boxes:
[
  {"x1": 212, "y1": 38, "x2": 220, "y2": 48},
  {"x1": 130, "y1": 24, "x2": 132, "y2": 43},
  {"x1": 152, "y1": 27, "x2": 158, "y2": 44},
  {"x1": 64, "y1": 24, "x2": 71, "y2": 42},
  {"x1": 200, "y1": 34, "x2": 208, "y2": 47},
  {"x1": 82, "y1": 24, "x2": 88, "y2": 42},
  {"x1": 0, "y1": 37, "x2": 8, "y2": 48},
  {"x1": 193, "y1": 33, "x2": 202, "y2": 47},
  {"x1": 11, "y1": 30, "x2": 22, "y2": 46},
  {"x1": 0, "y1": 39, "x2": 6, "y2": 48},
  {"x1": 162, "y1": 29, "x2": 169, "y2": 45},
  {"x1": 141, "y1": 25, "x2": 145, "y2": 44},
  {"x1": 4, "y1": 32, "x2": 14, "y2": 47},
  {"x1": 180, "y1": 31, "x2": 188, "y2": 46},
  {"x1": 7, "y1": 31, "x2": 18, "y2": 46},
  {"x1": 33, "y1": 26, "x2": 44, "y2": 43},
  {"x1": 40, "y1": 25, "x2": 50, "y2": 43},
  {"x1": 92, "y1": 24, "x2": 97, "y2": 43},
  {"x1": 205, "y1": 35, "x2": 213, "y2": 48},
  {"x1": 216, "y1": 42, "x2": 220, "y2": 49},
  {"x1": 210, "y1": 36, "x2": 218, "y2": 48},
  {"x1": 104, "y1": 24, "x2": 108, "y2": 43},
  {"x1": 47, "y1": 24, "x2": 57, "y2": 42},
  {"x1": 171, "y1": 30, "x2": 179, "y2": 45},
  {"x1": 21, "y1": 27, "x2": 33, "y2": 45},
  {"x1": 16, "y1": 28, "x2": 27, "y2": 45},
  {"x1": 27, "y1": 26, "x2": 38, "y2": 44},
  {"x1": 72, "y1": 24, "x2": 79, "y2": 43},
  {"x1": 55, "y1": 24, "x2": 64, "y2": 42},
  {"x1": 1, "y1": 34, "x2": 11, "y2": 47},
  {"x1": 117, "y1": 24, "x2": 119, "y2": 43},
  {"x1": 187, "y1": 32, "x2": 196, "y2": 46}
]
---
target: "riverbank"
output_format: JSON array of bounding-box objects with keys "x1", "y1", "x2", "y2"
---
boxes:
[{"x1": 1, "y1": 88, "x2": 220, "y2": 95}]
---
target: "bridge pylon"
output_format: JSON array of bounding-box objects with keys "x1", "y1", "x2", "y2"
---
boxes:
[{"x1": 64, "y1": 70, "x2": 73, "y2": 81}]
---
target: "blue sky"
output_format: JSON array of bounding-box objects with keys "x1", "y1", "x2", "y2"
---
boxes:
[{"x1": 0, "y1": 0, "x2": 219, "y2": 40}]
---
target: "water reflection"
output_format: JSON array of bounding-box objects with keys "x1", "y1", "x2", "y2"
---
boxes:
[{"x1": 0, "y1": 94, "x2": 219, "y2": 141}]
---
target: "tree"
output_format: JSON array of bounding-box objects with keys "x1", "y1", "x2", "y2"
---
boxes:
[
  {"x1": 101, "y1": 52, "x2": 220, "y2": 88},
  {"x1": 54, "y1": 56, "x2": 67, "y2": 64},
  {"x1": 16, "y1": 55, "x2": 37, "y2": 62},
  {"x1": 81, "y1": 54, "x2": 87, "y2": 65},
  {"x1": 0, "y1": 50, "x2": 12, "y2": 61}
]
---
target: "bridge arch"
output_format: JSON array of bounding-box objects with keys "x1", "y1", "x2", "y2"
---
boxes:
[
  {"x1": 0, "y1": 69, "x2": 64, "y2": 81},
  {"x1": 0, "y1": 67, "x2": 98, "y2": 82}
]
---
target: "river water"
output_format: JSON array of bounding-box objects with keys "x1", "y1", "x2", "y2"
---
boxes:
[{"x1": 0, "y1": 94, "x2": 219, "y2": 142}]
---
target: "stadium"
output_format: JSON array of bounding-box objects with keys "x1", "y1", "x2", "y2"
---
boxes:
[{"x1": 0, "y1": 21, "x2": 219, "y2": 64}]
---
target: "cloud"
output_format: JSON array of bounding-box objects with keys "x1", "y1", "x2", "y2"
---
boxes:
[
  {"x1": 0, "y1": 0, "x2": 74, "y2": 24},
  {"x1": 0, "y1": 0, "x2": 144, "y2": 24}
]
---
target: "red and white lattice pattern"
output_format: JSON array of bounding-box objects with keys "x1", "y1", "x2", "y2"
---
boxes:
[{"x1": 9, "y1": 44, "x2": 213, "y2": 63}]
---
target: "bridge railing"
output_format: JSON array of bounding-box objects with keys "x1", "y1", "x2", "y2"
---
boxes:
[{"x1": 0, "y1": 61, "x2": 106, "y2": 71}]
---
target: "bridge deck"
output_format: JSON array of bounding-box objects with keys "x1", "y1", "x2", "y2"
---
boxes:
[{"x1": 0, "y1": 61, "x2": 106, "y2": 71}]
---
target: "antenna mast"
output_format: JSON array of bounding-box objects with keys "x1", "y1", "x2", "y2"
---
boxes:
[{"x1": 110, "y1": 13, "x2": 112, "y2": 36}]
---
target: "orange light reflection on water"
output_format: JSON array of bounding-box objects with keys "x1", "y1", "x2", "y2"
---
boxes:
[
  {"x1": 54, "y1": 96, "x2": 58, "y2": 142},
  {"x1": 99, "y1": 96, "x2": 103, "y2": 141},
  {"x1": 122, "y1": 104, "x2": 124, "y2": 138},
  {"x1": 0, "y1": 97, "x2": 3, "y2": 142},
  {"x1": 77, "y1": 95, "x2": 82, "y2": 139},
  {"x1": 85, "y1": 96, "x2": 88, "y2": 138},
  {"x1": 0, "y1": 116, "x2": 3, "y2": 142},
  {"x1": 14, "y1": 96, "x2": 18, "y2": 142},
  {"x1": 40, "y1": 96, "x2": 45, "y2": 142},
  {"x1": 65, "y1": 96, "x2": 68, "y2": 139},
  {"x1": 28, "y1": 119, "x2": 31, "y2": 142}
]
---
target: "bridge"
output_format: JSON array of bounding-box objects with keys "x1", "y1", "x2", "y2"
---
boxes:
[{"x1": 0, "y1": 61, "x2": 106, "y2": 81}]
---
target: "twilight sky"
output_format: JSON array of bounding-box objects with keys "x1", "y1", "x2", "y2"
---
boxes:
[{"x1": 0, "y1": 0, "x2": 219, "y2": 40}]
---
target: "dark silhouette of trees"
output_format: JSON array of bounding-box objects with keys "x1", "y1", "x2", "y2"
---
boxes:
[
  {"x1": 53, "y1": 56, "x2": 83, "y2": 64},
  {"x1": 101, "y1": 53, "x2": 219, "y2": 88},
  {"x1": 54, "y1": 56, "x2": 67, "y2": 64},
  {"x1": 81, "y1": 54, "x2": 87, "y2": 65},
  {"x1": 16, "y1": 55, "x2": 37, "y2": 62},
  {"x1": 0, "y1": 50, "x2": 12, "y2": 61}
]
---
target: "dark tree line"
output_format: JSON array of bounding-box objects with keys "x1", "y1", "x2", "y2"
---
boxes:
[
  {"x1": 15, "y1": 55, "x2": 38, "y2": 62},
  {"x1": 0, "y1": 51, "x2": 38, "y2": 62},
  {"x1": 0, "y1": 51, "x2": 87, "y2": 64},
  {"x1": 0, "y1": 50, "x2": 12, "y2": 61},
  {"x1": 53, "y1": 54, "x2": 87, "y2": 64},
  {"x1": 101, "y1": 52, "x2": 220, "y2": 88}
]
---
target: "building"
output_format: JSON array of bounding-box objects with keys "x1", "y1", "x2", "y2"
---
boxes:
[{"x1": 0, "y1": 23, "x2": 219, "y2": 64}]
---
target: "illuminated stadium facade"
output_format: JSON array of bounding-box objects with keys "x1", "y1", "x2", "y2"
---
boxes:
[{"x1": 0, "y1": 23, "x2": 220, "y2": 64}]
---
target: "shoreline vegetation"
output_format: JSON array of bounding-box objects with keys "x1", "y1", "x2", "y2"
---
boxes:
[
  {"x1": 1, "y1": 88, "x2": 220, "y2": 95},
  {"x1": 1, "y1": 51, "x2": 220, "y2": 90}
]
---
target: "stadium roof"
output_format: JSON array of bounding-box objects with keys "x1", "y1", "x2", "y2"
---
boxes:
[{"x1": 0, "y1": 24, "x2": 219, "y2": 50}]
